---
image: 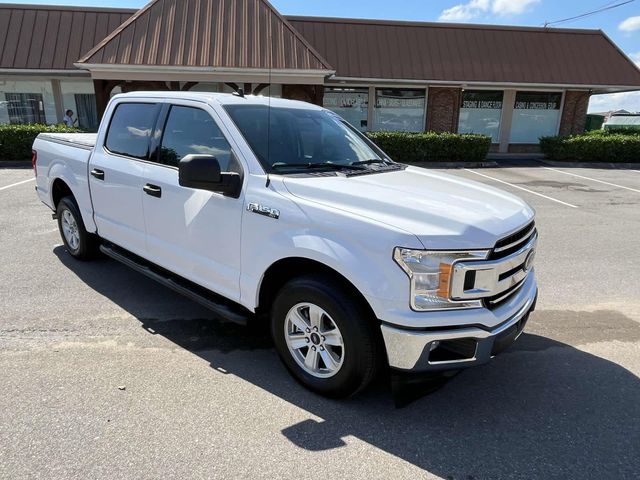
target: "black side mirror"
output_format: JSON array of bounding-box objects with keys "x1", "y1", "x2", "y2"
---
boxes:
[{"x1": 178, "y1": 154, "x2": 241, "y2": 197}]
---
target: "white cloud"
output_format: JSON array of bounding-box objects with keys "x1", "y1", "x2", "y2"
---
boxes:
[
  {"x1": 588, "y1": 91, "x2": 640, "y2": 114},
  {"x1": 619, "y1": 16, "x2": 640, "y2": 32},
  {"x1": 492, "y1": 0, "x2": 540, "y2": 15},
  {"x1": 439, "y1": 0, "x2": 490, "y2": 22},
  {"x1": 439, "y1": 0, "x2": 539, "y2": 22}
]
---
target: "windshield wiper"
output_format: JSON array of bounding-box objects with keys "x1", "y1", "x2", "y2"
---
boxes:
[
  {"x1": 350, "y1": 159, "x2": 392, "y2": 166},
  {"x1": 272, "y1": 162, "x2": 368, "y2": 171}
]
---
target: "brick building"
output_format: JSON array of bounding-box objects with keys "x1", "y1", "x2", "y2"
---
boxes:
[{"x1": 2, "y1": 1, "x2": 640, "y2": 152}]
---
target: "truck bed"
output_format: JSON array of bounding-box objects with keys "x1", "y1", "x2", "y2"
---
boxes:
[{"x1": 33, "y1": 133, "x2": 98, "y2": 233}]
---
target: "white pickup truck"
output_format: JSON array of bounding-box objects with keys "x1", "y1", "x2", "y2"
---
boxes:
[{"x1": 34, "y1": 92, "x2": 538, "y2": 397}]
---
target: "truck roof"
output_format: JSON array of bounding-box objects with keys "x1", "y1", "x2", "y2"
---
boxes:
[{"x1": 110, "y1": 91, "x2": 324, "y2": 110}]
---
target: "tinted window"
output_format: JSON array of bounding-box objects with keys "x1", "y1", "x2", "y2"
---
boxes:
[
  {"x1": 223, "y1": 105, "x2": 383, "y2": 172},
  {"x1": 105, "y1": 103, "x2": 159, "y2": 159},
  {"x1": 159, "y1": 106, "x2": 234, "y2": 170}
]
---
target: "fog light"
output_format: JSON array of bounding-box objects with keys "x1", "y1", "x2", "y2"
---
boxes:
[{"x1": 429, "y1": 341, "x2": 440, "y2": 352}]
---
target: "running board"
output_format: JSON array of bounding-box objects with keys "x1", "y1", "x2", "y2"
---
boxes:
[{"x1": 99, "y1": 243, "x2": 251, "y2": 326}]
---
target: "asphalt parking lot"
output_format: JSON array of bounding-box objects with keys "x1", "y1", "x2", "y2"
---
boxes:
[{"x1": 1, "y1": 160, "x2": 639, "y2": 479}]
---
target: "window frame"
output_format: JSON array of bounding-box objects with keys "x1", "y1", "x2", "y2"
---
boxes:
[
  {"x1": 103, "y1": 101, "x2": 162, "y2": 161},
  {"x1": 322, "y1": 87, "x2": 371, "y2": 132},
  {"x1": 509, "y1": 90, "x2": 564, "y2": 144},
  {"x1": 372, "y1": 87, "x2": 427, "y2": 133},
  {"x1": 458, "y1": 89, "x2": 505, "y2": 144},
  {"x1": 150, "y1": 102, "x2": 243, "y2": 176}
]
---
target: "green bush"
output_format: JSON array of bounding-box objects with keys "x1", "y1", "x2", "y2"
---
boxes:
[
  {"x1": 366, "y1": 131, "x2": 491, "y2": 163},
  {"x1": 540, "y1": 130, "x2": 640, "y2": 162},
  {"x1": 0, "y1": 124, "x2": 80, "y2": 161}
]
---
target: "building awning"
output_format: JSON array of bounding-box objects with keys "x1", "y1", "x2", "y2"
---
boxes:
[
  {"x1": 288, "y1": 16, "x2": 640, "y2": 93},
  {"x1": 75, "y1": 0, "x2": 334, "y2": 85}
]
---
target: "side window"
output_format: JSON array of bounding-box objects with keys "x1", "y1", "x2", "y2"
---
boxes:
[
  {"x1": 105, "y1": 103, "x2": 159, "y2": 159},
  {"x1": 159, "y1": 105, "x2": 237, "y2": 171}
]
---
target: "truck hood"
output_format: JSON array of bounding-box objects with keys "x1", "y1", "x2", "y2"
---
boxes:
[{"x1": 283, "y1": 166, "x2": 535, "y2": 250}]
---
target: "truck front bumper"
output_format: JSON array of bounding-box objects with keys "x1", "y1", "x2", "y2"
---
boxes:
[{"x1": 380, "y1": 275, "x2": 537, "y2": 372}]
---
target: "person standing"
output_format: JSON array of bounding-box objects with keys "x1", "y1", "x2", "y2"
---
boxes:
[{"x1": 63, "y1": 109, "x2": 76, "y2": 127}]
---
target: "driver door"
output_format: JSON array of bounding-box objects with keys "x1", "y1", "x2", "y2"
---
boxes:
[{"x1": 141, "y1": 102, "x2": 245, "y2": 302}]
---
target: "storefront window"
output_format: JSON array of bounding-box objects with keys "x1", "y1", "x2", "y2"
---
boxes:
[
  {"x1": 0, "y1": 80, "x2": 56, "y2": 125},
  {"x1": 323, "y1": 88, "x2": 369, "y2": 131},
  {"x1": 372, "y1": 89, "x2": 425, "y2": 132},
  {"x1": 510, "y1": 91, "x2": 562, "y2": 143},
  {"x1": 458, "y1": 90, "x2": 503, "y2": 142},
  {"x1": 61, "y1": 80, "x2": 99, "y2": 131}
]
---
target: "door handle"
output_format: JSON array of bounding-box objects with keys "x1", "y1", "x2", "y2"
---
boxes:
[
  {"x1": 143, "y1": 184, "x2": 162, "y2": 198},
  {"x1": 90, "y1": 169, "x2": 105, "y2": 180}
]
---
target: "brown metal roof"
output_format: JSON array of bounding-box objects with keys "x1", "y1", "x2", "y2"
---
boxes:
[
  {"x1": 2, "y1": 3, "x2": 639, "y2": 89},
  {"x1": 77, "y1": 0, "x2": 332, "y2": 71},
  {"x1": 288, "y1": 16, "x2": 640, "y2": 88},
  {"x1": 0, "y1": 4, "x2": 134, "y2": 71}
]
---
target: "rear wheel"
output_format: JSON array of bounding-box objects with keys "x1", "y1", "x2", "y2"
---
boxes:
[
  {"x1": 56, "y1": 196, "x2": 99, "y2": 260},
  {"x1": 271, "y1": 275, "x2": 381, "y2": 398}
]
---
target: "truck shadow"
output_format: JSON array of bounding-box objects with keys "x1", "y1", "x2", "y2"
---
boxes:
[{"x1": 54, "y1": 246, "x2": 640, "y2": 479}]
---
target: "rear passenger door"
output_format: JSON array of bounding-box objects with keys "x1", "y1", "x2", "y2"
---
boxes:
[
  {"x1": 89, "y1": 101, "x2": 160, "y2": 257},
  {"x1": 141, "y1": 102, "x2": 245, "y2": 302}
]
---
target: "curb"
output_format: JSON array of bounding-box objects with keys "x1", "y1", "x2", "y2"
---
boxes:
[{"x1": 539, "y1": 159, "x2": 640, "y2": 169}]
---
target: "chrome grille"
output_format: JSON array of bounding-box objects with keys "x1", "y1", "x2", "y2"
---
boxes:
[
  {"x1": 449, "y1": 223, "x2": 537, "y2": 304},
  {"x1": 490, "y1": 221, "x2": 536, "y2": 260},
  {"x1": 484, "y1": 278, "x2": 527, "y2": 309}
]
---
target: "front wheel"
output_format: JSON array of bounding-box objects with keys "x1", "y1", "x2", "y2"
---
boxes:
[
  {"x1": 271, "y1": 275, "x2": 381, "y2": 398},
  {"x1": 56, "y1": 196, "x2": 99, "y2": 260}
]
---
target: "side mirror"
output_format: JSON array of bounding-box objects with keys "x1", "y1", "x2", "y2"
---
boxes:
[{"x1": 178, "y1": 154, "x2": 241, "y2": 197}]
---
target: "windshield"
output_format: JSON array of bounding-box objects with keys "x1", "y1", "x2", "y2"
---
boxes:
[{"x1": 223, "y1": 104, "x2": 392, "y2": 173}]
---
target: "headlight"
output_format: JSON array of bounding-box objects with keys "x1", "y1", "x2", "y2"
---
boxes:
[{"x1": 393, "y1": 248, "x2": 489, "y2": 311}]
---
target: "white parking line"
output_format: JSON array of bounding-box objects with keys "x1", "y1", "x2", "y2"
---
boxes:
[
  {"x1": 464, "y1": 169, "x2": 579, "y2": 208},
  {"x1": 542, "y1": 167, "x2": 640, "y2": 194},
  {"x1": 0, "y1": 178, "x2": 35, "y2": 192}
]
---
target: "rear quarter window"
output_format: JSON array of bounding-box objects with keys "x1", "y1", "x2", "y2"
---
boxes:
[{"x1": 105, "y1": 103, "x2": 160, "y2": 159}]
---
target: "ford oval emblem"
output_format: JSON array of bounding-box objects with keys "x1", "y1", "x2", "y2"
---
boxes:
[{"x1": 524, "y1": 249, "x2": 536, "y2": 271}]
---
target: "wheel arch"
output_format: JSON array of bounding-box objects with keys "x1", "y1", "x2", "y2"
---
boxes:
[
  {"x1": 51, "y1": 178, "x2": 74, "y2": 208},
  {"x1": 46, "y1": 163, "x2": 97, "y2": 233},
  {"x1": 256, "y1": 257, "x2": 377, "y2": 320}
]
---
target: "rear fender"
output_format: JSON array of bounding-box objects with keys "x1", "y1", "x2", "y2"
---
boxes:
[{"x1": 48, "y1": 161, "x2": 97, "y2": 233}]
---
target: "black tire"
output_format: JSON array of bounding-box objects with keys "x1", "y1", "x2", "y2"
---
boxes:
[
  {"x1": 56, "y1": 196, "x2": 99, "y2": 260},
  {"x1": 271, "y1": 274, "x2": 381, "y2": 398}
]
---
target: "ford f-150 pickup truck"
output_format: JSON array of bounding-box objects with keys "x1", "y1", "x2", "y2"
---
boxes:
[{"x1": 34, "y1": 92, "x2": 538, "y2": 398}]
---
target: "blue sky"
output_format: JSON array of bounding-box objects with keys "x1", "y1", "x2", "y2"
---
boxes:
[{"x1": 11, "y1": 0, "x2": 640, "y2": 112}]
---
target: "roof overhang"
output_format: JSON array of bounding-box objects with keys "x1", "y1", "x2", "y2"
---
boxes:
[
  {"x1": 0, "y1": 69, "x2": 90, "y2": 77},
  {"x1": 76, "y1": 64, "x2": 335, "y2": 85},
  {"x1": 326, "y1": 76, "x2": 640, "y2": 93}
]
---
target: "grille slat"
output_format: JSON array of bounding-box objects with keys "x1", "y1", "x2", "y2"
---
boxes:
[
  {"x1": 491, "y1": 221, "x2": 536, "y2": 260},
  {"x1": 484, "y1": 220, "x2": 537, "y2": 309}
]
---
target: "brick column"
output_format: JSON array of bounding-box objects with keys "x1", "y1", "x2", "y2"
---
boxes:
[
  {"x1": 93, "y1": 80, "x2": 110, "y2": 123},
  {"x1": 559, "y1": 91, "x2": 591, "y2": 136},
  {"x1": 426, "y1": 87, "x2": 462, "y2": 132}
]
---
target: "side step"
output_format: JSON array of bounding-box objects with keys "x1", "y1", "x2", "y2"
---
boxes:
[{"x1": 99, "y1": 243, "x2": 251, "y2": 326}]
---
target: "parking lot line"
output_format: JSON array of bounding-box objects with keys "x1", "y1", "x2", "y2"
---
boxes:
[
  {"x1": 0, "y1": 178, "x2": 35, "y2": 192},
  {"x1": 464, "y1": 169, "x2": 579, "y2": 208},
  {"x1": 542, "y1": 167, "x2": 640, "y2": 194}
]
